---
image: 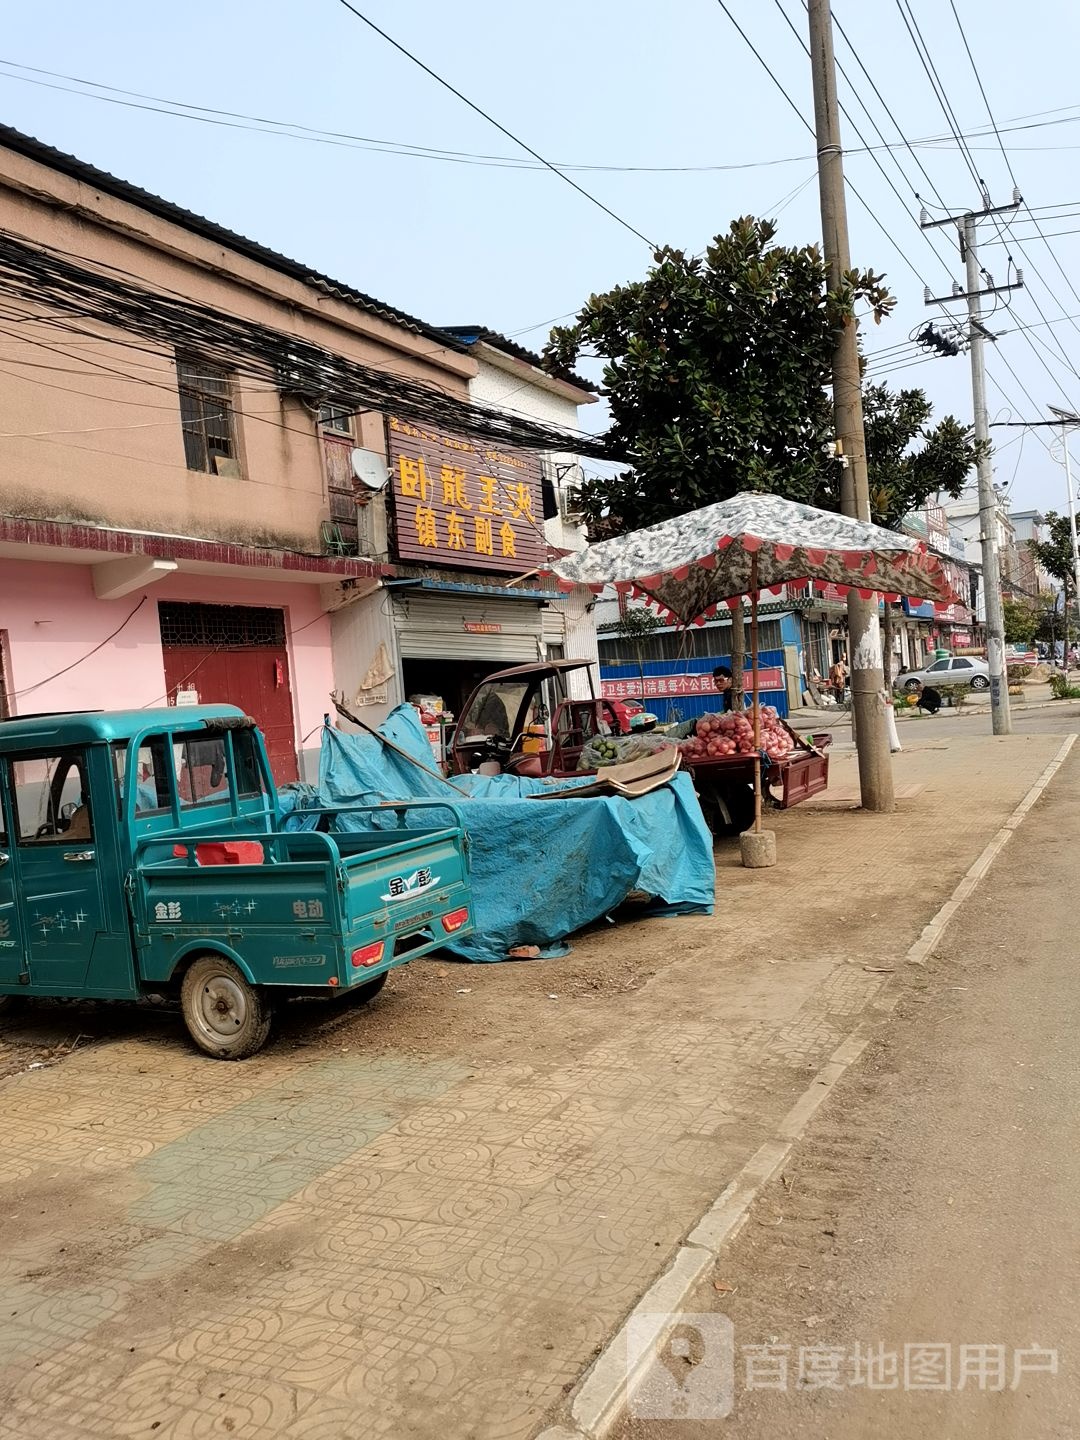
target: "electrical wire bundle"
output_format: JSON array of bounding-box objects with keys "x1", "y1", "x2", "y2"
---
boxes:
[{"x1": 0, "y1": 229, "x2": 619, "y2": 462}]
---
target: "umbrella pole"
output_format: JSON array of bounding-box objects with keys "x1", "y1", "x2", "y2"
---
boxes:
[{"x1": 750, "y1": 555, "x2": 762, "y2": 834}]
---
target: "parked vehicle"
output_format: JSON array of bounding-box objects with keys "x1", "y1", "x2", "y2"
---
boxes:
[
  {"x1": 608, "y1": 697, "x2": 659, "y2": 733},
  {"x1": 897, "y1": 657, "x2": 990, "y2": 692},
  {"x1": 451, "y1": 661, "x2": 829, "y2": 834},
  {"x1": 0, "y1": 707, "x2": 472, "y2": 1058},
  {"x1": 449, "y1": 660, "x2": 622, "y2": 778}
]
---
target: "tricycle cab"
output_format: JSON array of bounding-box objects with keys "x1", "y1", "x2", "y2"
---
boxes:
[
  {"x1": 0, "y1": 706, "x2": 474, "y2": 1057},
  {"x1": 0, "y1": 704, "x2": 269, "y2": 1002},
  {"x1": 449, "y1": 660, "x2": 626, "y2": 778}
]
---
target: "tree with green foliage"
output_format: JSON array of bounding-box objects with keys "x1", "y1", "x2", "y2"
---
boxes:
[
  {"x1": 861, "y1": 383, "x2": 982, "y2": 682},
  {"x1": 1029, "y1": 512, "x2": 1076, "y2": 596},
  {"x1": 603, "y1": 604, "x2": 663, "y2": 702},
  {"x1": 1002, "y1": 598, "x2": 1039, "y2": 647},
  {"x1": 543, "y1": 216, "x2": 893, "y2": 702},
  {"x1": 1030, "y1": 513, "x2": 1079, "y2": 662}
]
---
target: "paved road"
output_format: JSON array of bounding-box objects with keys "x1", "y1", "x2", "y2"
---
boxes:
[
  {"x1": 620, "y1": 742, "x2": 1080, "y2": 1438},
  {"x1": 794, "y1": 695, "x2": 1080, "y2": 746}
]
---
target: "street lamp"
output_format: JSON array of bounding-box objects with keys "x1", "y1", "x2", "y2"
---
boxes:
[{"x1": 1048, "y1": 407, "x2": 1080, "y2": 669}]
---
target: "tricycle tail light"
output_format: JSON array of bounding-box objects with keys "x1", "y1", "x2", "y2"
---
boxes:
[
  {"x1": 441, "y1": 907, "x2": 470, "y2": 934},
  {"x1": 351, "y1": 942, "x2": 385, "y2": 968}
]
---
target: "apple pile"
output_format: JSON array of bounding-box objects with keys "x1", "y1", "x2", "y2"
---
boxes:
[{"x1": 679, "y1": 707, "x2": 796, "y2": 764}]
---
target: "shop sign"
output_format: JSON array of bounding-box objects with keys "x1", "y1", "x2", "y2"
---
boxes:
[
  {"x1": 952, "y1": 630, "x2": 973, "y2": 647},
  {"x1": 602, "y1": 669, "x2": 784, "y2": 700},
  {"x1": 903, "y1": 598, "x2": 970, "y2": 622},
  {"x1": 387, "y1": 418, "x2": 546, "y2": 574},
  {"x1": 463, "y1": 621, "x2": 502, "y2": 634}
]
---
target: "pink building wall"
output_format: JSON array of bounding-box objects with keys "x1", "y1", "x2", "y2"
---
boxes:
[{"x1": 0, "y1": 560, "x2": 333, "y2": 778}]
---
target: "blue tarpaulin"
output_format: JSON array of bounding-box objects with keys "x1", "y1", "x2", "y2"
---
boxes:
[{"x1": 291, "y1": 707, "x2": 714, "y2": 963}]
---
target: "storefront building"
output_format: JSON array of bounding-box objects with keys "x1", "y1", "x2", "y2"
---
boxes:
[
  {"x1": 0, "y1": 125, "x2": 485, "y2": 782},
  {"x1": 328, "y1": 333, "x2": 601, "y2": 734}
]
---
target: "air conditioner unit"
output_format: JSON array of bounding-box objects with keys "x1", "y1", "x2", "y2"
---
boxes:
[{"x1": 560, "y1": 483, "x2": 585, "y2": 523}]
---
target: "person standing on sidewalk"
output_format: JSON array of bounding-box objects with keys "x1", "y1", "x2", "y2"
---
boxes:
[{"x1": 829, "y1": 656, "x2": 848, "y2": 705}]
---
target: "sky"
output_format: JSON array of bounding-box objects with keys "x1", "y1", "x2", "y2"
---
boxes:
[{"x1": 3, "y1": 0, "x2": 1080, "y2": 515}]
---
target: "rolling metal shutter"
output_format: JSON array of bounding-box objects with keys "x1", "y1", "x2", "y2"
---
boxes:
[{"x1": 393, "y1": 595, "x2": 544, "y2": 662}]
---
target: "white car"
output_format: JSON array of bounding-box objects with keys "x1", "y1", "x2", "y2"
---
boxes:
[{"x1": 897, "y1": 657, "x2": 990, "y2": 692}]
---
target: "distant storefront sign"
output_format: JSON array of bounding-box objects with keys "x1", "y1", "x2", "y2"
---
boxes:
[
  {"x1": 387, "y1": 417, "x2": 545, "y2": 575},
  {"x1": 602, "y1": 669, "x2": 784, "y2": 700},
  {"x1": 463, "y1": 621, "x2": 502, "y2": 634},
  {"x1": 903, "y1": 598, "x2": 970, "y2": 623}
]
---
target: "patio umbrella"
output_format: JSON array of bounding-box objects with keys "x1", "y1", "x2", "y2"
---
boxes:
[{"x1": 547, "y1": 492, "x2": 960, "y2": 836}]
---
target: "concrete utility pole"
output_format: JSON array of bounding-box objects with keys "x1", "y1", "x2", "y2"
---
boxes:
[
  {"x1": 923, "y1": 205, "x2": 1022, "y2": 735},
  {"x1": 807, "y1": 0, "x2": 894, "y2": 812}
]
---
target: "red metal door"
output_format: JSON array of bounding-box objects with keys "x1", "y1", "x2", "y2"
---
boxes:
[{"x1": 162, "y1": 645, "x2": 299, "y2": 784}]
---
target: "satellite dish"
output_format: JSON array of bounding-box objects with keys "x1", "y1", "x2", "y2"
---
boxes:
[{"x1": 351, "y1": 448, "x2": 391, "y2": 491}]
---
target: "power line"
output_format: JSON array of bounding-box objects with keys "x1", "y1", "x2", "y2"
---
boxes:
[
  {"x1": 331, "y1": 1, "x2": 656, "y2": 247},
  {"x1": 5, "y1": 54, "x2": 1080, "y2": 176},
  {"x1": 946, "y1": 0, "x2": 1017, "y2": 189},
  {"x1": 945, "y1": 1, "x2": 1080, "y2": 336},
  {"x1": 893, "y1": 0, "x2": 1080, "y2": 411},
  {"x1": 829, "y1": 6, "x2": 951, "y2": 213},
  {"x1": 777, "y1": 0, "x2": 964, "y2": 292},
  {"x1": 716, "y1": 0, "x2": 950, "y2": 302},
  {"x1": 893, "y1": 0, "x2": 983, "y2": 193}
]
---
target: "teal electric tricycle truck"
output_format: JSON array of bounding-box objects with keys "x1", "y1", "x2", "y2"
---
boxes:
[{"x1": 0, "y1": 706, "x2": 472, "y2": 1059}]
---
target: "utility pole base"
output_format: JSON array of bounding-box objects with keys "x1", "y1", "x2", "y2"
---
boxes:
[{"x1": 740, "y1": 830, "x2": 777, "y2": 868}]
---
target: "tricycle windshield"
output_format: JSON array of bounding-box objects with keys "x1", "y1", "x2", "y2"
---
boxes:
[
  {"x1": 456, "y1": 681, "x2": 531, "y2": 743},
  {"x1": 113, "y1": 727, "x2": 269, "y2": 820},
  {"x1": 112, "y1": 739, "x2": 171, "y2": 816}
]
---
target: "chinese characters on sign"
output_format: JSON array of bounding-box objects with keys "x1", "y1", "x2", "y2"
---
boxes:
[
  {"x1": 388, "y1": 418, "x2": 546, "y2": 574},
  {"x1": 601, "y1": 670, "x2": 784, "y2": 701}
]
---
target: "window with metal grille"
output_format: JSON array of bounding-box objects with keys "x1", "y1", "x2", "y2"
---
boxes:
[
  {"x1": 176, "y1": 356, "x2": 238, "y2": 475},
  {"x1": 158, "y1": 603, "x2": 286, "y2": 649},
  {"x1": 319, "y1": 404, "x2": 353, "y2": 436}
]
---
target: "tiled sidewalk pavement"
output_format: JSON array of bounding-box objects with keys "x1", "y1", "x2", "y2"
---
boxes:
[{"x1": 0, "y1": 733, "x2": 1065, "y2": 1440}]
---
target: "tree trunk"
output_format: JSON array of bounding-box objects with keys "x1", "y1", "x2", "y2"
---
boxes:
[
  {"x1": 881, "y1": 601, "x2": 895, "y2": 689},
  {"x1": 729, "y1": 600, "x2": 746, "y2": 710}
]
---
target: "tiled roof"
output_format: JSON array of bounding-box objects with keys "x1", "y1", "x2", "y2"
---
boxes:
[
  {"x1": 438, "y1": 325, "x2": 594, "y2": 395},
  {"x1": 0, "y1": 123, "x2": 465, "y2": 351}
]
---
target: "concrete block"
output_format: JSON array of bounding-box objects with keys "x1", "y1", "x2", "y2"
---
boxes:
[{"x1": 740, "y1": 829, "x2": 777, "y2": 868}]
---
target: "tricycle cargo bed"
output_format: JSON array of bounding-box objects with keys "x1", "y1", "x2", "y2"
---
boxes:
[{"x1": 134, "y1": 819, "x2": 471, "y2": 992}]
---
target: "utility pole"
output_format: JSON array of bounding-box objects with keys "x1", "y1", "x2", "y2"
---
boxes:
[
  {"x1": 807, "y1": 0, "x2": 894, "y2": 812},
  {"x1": 922, "y1": 204, "x2": 1021, "y2": 735}
]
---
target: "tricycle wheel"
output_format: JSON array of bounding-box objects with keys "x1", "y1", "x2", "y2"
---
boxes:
[
  {"x1": 347, "y1": 971, "x2": 388, "y2": 1007},
  {"x1": 180, "y1": 955, "x2": 272, "y2": 1060}
]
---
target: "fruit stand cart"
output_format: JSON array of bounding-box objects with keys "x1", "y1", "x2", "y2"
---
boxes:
[
  {"x1": 547, "y1": 491, "x2": 962, "y2": 865},
  {"x1": 676, "y1": 706, "x2": 829, "y2": 833}
]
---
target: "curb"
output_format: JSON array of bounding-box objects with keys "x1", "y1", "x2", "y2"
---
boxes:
[{"x1": 537, "y1": 732, "x2": 1076, "y2": 1440}]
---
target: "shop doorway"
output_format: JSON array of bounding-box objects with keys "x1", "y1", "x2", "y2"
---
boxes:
[
  {"x1": 401, "y1": 657, "x2": 513, "y2": 724},
  {"x1": 159, "y1": 603, "x2": 299, "y2": 784}
]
